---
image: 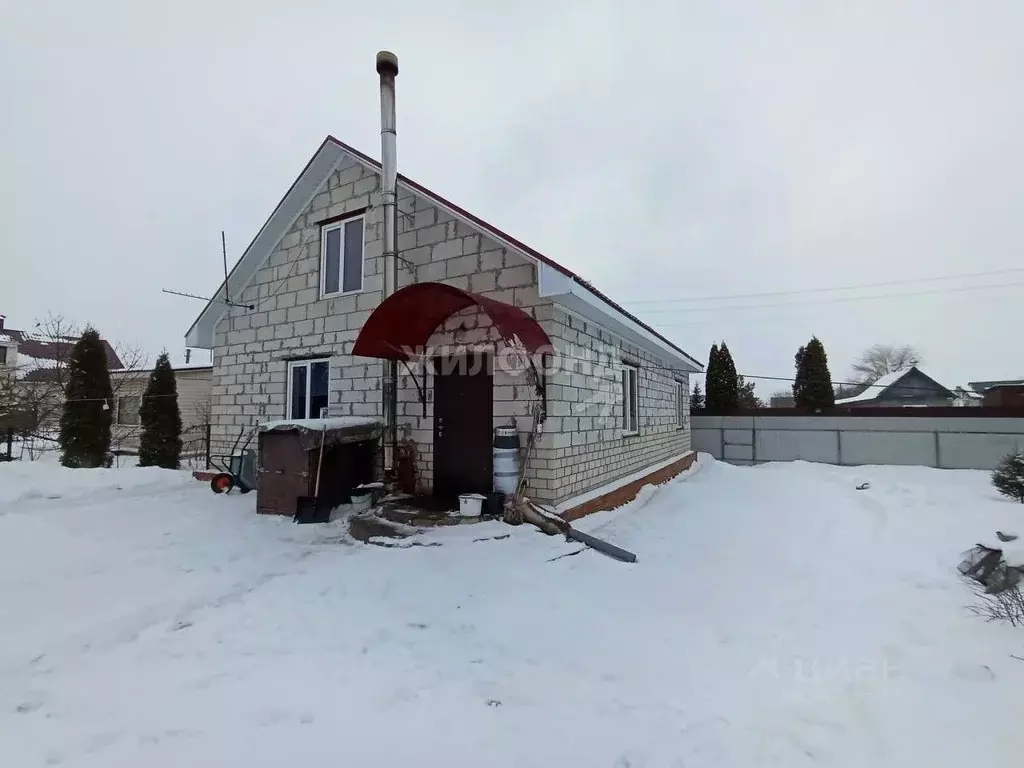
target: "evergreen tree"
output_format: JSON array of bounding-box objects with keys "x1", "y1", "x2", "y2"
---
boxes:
[
  {"x1": 704, "y1": 343, "x2": 720, "y2": 413},
  {"x1": 992, "y1": 452, "x2": 1024, "y2": 503},
  {"x1": 716, "y1": 342, "x2": 739, "y2": 412},
  {"x1": 138, "y1": 353, "x2": 182, "y2": 469},
  {"x1": 793, "y1": 337, "x2": 835, "y2": 410},
  {"x1": 737, "y1": 375, "x2": 761, "y2": 408},
  {"x1": 59, "y1": 327, "x2": 113, "y2": 468},
  {"x1": 690, "y1": 382, "x2": 705, "y2": 412},
  {"x1": 792, "y1": 345, "x2": 807, "y2": 404}
]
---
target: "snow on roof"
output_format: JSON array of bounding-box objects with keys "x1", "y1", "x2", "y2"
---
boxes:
[
  {"x1": 16, "y1": 354, "x2": 60, "y2": 373},
  {"x1": 955, "y1": 388, "x2": 984, "y2": 399},
  {"x1": 835, "y1": 369, "x2": 913, "y2": 404},
  {"x1": 258, "y1": 416, "x2": 382, "y2": 432}
]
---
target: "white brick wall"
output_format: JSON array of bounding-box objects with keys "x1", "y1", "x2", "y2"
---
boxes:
[
  {"x1": 527, "y1": 308, "x2": 692, "y2": 504},
  {"x1": 210, "y1": 152, "x2": 693, "y2": 506},
  {"x1": 209, "y1": 155, "x2": 545, "y2": 469}
]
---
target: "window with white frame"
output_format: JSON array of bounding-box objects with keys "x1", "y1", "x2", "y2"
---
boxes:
[
  {"x1": 287, "y1": 359, "x2": 330, "y2": 420},
  {"x1": 620, "y1": 363, "x2": 639, "y2": 434},
  {"x1": 320, "y1": 215, "x2": 365, "y2": 297},
  {"x1": 676, "y1": 380, "x2": 687, "y2": 427}
]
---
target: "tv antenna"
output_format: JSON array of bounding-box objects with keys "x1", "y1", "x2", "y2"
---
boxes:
[{"x1": 161, "y1": 230, "x2": 255, "y2": 309}]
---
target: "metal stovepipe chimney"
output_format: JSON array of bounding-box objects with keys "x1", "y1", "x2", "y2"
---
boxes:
[{"x1": 376, "y1": 50, "x2": 399, "y2": 473}]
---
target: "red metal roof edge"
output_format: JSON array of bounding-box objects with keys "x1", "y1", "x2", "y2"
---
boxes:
[{"x1": 326, "y1": 136, "x2": 703, "y2": 371}]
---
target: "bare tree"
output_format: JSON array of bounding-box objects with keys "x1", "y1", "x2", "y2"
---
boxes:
[
  {"x1": 851, "y1": 344, "x2": 921, "y2": 384},
  {"x1": 968, "y1": 582, "x2": 1024, "y2": 627}
]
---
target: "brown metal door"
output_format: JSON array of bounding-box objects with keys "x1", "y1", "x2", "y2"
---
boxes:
[
  {"x1": 256, "y1": 433, "x2": 312, "y2": 515},
  {"x1": 433, "y1": 353, "x2": 493, "y2": 499}
]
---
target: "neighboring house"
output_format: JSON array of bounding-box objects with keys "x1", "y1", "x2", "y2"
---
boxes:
[
  {"x1": 969, "y1": 379, "x2": 1024, "y2": 408},
  {"x1": 110, "y1": 364, "x2": 213, "y2": 453},
  {"x1": 834, "y1": 366, "x2": 954, "y2": 408},
  {"x1": 769, "y1": 395, "x2": 795, "y2": 408},
  {"x1": 0, "y1": 315, "x2": 124, "y2": 435},
  {"x1": 952, "y1": 386, "x2": 984, "y2": 407},
  {"x1": 186, "y1": 136, "x2": 702, "y2": 512},
  {"x1": 0, "y1": 315, "x2": 123, "y2": 381}
]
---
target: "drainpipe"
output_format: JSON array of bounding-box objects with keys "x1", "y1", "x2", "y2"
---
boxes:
[{"x1": 376, "y1": 50, "x2": 399, "y2": 474}]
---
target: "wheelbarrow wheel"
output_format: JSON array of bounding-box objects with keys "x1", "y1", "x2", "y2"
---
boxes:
[{"x1": 210, "y1": 473, "x2": 234, "y2": 494}]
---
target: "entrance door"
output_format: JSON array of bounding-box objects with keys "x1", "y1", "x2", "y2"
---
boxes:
[{"x1": 433, "y1": 352, "x2": 493, "y2": 499}]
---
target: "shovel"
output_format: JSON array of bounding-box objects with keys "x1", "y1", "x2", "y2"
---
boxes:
[{"x1": 295, "y1": 426, "x2": 327, "y2": 523}]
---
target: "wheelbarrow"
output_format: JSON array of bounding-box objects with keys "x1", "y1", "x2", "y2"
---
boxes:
[{"x1": 209, "y1": 427, "x2": 258, "y2": 494}]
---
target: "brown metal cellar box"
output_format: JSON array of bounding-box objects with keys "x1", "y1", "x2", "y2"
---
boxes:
[{"x1": 256, "y1": 418, "x2": 381, "y2": 516}]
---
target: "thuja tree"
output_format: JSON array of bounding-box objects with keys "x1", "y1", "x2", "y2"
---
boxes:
[
  {"x1": 993, "y1": 452, "x2": 1024, "y2": 503},
  {"x1": 59, "y1": 327, "x2": 113, "y2": 468},
  {"x1": 138, "y1": 352, "x2": 183, "y2": 469}
]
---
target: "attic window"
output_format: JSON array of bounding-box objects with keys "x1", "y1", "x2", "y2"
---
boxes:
[{"x1": 320, "y1": 215, "x2": 365, "y2": 298}]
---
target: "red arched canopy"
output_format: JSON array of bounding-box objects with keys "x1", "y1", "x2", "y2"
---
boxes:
[{"x1": 351, "y1": 282, "x2": 553, "y2": 361}]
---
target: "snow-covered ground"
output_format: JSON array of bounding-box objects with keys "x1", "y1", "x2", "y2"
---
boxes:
[{"x1": 2, "y1": 456, "x2": 1023, "y2": 767}]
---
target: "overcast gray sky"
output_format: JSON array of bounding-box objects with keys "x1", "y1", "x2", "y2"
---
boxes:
[{"x1": 2, "y1": 1, "x2": 1022, "y2": 390}]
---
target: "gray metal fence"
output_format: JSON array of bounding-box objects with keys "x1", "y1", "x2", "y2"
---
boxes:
[{"x1": 692, "y1": 414, "x2": 1024, "y2": 470}]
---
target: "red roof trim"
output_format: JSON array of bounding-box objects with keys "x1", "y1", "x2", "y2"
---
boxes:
[
  {"x1": 352, "y1": 282, "x2": 553, "y2": 361},
  {"x1": 326, "y1": 136, "x2": 701, "y2": 370}
]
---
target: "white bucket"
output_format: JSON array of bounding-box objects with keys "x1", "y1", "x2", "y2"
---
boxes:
[{"x1": 458, "y1": 493, "x2": 486, "y2": 517}]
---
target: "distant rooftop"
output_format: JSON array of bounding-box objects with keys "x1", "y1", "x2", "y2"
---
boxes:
[{"x1": 0, "y1": 322, "x2": 123, "y2": 381}]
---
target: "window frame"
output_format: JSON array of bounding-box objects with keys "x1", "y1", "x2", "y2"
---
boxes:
[
  {"x1": 286, "y1": 358, "x2": 331, "y2": 420},
  {"x1": 117, "y1": 395, "x2": 142, "y2": 426},
  {"x1": 676, "y1": 380, "x2": 687, "y2": 428},
  {"x1": 620, "y1": 363, "x2": 639, "y2": 436},
  {"x1": 319, "y1": 214, "x2": 366, "y2": 299}
]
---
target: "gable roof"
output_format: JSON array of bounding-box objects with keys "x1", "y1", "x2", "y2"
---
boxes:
[
  {"x1": 186, "y1": 137, "x2": 702, "y2": 371},
  {"x1": 835, "y1": 366, "x2": 953, "y2": 405},
  {"x1": 1, "y1": 326, "x2": 123, "y2": 382}
]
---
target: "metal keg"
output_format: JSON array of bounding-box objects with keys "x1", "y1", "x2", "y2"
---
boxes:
[{"x1": 493, "y1": 426, "x2": 520, "y2": 495}]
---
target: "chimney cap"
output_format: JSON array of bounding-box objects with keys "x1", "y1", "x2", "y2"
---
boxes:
[{"x1": 376, "y1": 51, "x2": 399, "y2": 77}]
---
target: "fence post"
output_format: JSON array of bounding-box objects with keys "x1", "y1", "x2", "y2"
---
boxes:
[
  {"x1": 836, "y1": 429, "x2": 843, "y2": 465},
  {"x1": 934, "y1": 430, "x2": 941, "y2": 468},
  {"x1": 3, "y1": 428, "x2": 11, "y2": 461},
  {"x1": 205, "y1": 424, "x2": 212, "y2": 470}
]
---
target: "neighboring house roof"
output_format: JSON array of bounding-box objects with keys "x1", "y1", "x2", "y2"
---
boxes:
[
  {"x1": 185, "y1": 136, "x2": 702, "y2": 371},
  {"x1": 968, "y1": 378, "x2": 1024, "y2": 392},
  {"x1": 835, "y1": 366, "x2": 952, "y2": 405},
  {"x1": 1, "y1": 327, "x2": 123, "y2": 382},
  {"x1": 953, "y1": 386, "x2": 984, "y2": 400},
  {"x1": 110, "y1": 363, "x2": 213, "y2": 374}
]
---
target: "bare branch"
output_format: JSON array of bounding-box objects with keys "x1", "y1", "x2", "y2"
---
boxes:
[{"x1": 850, "y1": 344, "x2": 922, "y2": 384}]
